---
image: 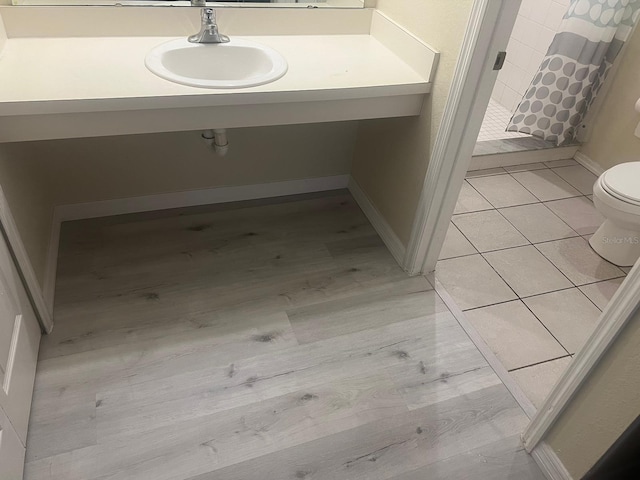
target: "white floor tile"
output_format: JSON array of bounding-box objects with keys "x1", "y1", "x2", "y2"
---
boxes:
[
  {"x1": 523, "y1": 289, "x2": 602, "y2": 354},
  {"x1": 511, "y1": 169, "x2": 581, "y2": 202},
  {"x1": 436, "y1": 255, "x2": 517, "y2": 311},
  {"x1": 511, "y1": 357, "x2": 572, "y2": 408},
  {"x1": 465, "y1": 167, "x2": 508, "y2": 178},
  {"x1": 503, "y1": 163, "x2": 548, "y2": 173},
  {"x1": 443, "y1": 156, "x2": 619, "y2": 389},
  {"x1": 552, "y1": 165, "x2": 598, "y2": 195},
  {"x1": 484, "y1": 246, "x2": 572, "y2": 297},
  {"x1": 499, "y1": 203, "x2": 578, "y2": 244},
  {"x1": 579, "y1": 277, "x2": 626, "y2": 310},
  {"x1": 468, "y1": 175, "x2": 539, "y2": 209},
  {"x1": 439, "y1": 222, "x2": 477, "y2": 260},
  {"x1": 452, "y1": 210, "x2": 528, "y2": 253},
  {"x1": 478, "y1": 99, "x2": 529, "y2": 142},
  {"x1": 544, "y1": 196, "x2": 605, "y2": 235},
  {"x1": 543, "y1": 159, "x2": 578, "y2": 168},
  {"x1": 536, "y1": 237, "x2": 625, "y2": 286},
  {"x1": 465, "y1": 300, "x2": 567, "y2": 371},
  {"x1": 454, "y1": 181, "x2": 494, "y2": 214}
]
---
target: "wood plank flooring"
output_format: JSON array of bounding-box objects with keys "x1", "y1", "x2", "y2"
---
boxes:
[{"x1": 24, "y1": 191, "x2": 544, "y2": 480}]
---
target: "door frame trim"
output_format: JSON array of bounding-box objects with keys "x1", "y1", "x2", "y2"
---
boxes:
[
  {"x1": 0, "y1": 186, "x2": 53, "y2": 333},
  {"x1": 405, "y1": 0, "x2": 640, "y2": 463},
  {"x1": 403, "y1": 0, "x2": 521, "y2": 274},
  {"x1": 523, "y1": 262, "x2": 640, "y2": 452}
]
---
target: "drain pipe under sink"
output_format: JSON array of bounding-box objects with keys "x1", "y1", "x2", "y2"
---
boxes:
[{"x1": 202, "y1": 129, "x2": 229, "y2": 156}]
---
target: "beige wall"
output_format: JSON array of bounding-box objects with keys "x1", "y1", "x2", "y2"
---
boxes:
[
  {"x1": 0, "y1": 122, "x2": 355, "y2": 289},
  {"x1": 0, "y1": 145, "x2": 55, "y2": 288},
  {"x1": 546, "y1": 304, "x2": 640, "y2": 478},
  {"x1": 0, "y1": 1, "x2": 468, "y2": 288},
  {"x1": 579, "y1": 25, "x2": 640, "y2": 170},
  {"x1": 0, "y1": 6, "x2": 357, "y2": 293},
  {"x1": 1, "y1": 9, "x2": 54, "y2": 286},
  {"x1": 351, "y1": 0, "x2": 473, "y2": 245},
  {"x1": 25, "y1": 122, "x2": 357, "y2": 206}
]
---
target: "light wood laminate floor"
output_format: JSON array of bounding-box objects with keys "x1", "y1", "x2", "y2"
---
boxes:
[{"x1": 25, "y1": 191, "x2": 544, "y2": 480}]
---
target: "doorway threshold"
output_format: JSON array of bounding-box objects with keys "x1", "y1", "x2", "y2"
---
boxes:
[{"x1": 469, "y1": 139, "x2": 580, "y2": 171}]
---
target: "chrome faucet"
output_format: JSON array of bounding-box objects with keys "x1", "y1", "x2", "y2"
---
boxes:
[{"x1": 188, "y1": 8, "x2": 230, "y2": 44}]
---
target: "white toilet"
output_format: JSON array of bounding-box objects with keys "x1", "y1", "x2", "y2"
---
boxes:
[{"x1": 590, "y1": 161, "x2": 640, "y2": 267}]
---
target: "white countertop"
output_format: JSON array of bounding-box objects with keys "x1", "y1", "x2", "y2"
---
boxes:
[{"x1": 0, "y1": 34, "x2": 430, "y2": 116}]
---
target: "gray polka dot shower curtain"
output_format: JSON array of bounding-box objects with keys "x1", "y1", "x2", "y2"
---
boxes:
[{"x1": 507, "y1": 0, "x2": 640, "y2": 145}]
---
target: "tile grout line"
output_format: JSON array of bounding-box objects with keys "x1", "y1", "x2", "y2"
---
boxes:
[
  {"x1": 532, "y1": 241, "x2": 626, "y2": 285},
  {"x1": 507, "y1": 169, "x2": 582, "y2": 205},
  {"x1": 476, "y1": 237, "x2": 610, "y2": 356},
  {"x1": 499, "y1": 200, "x2": 582, "y2": 241},
  {"x1": 518, "y1": 297, "x2": 572, "y2": 357},
  {"x1": 507, "y1": 354, "x2": 573, "y2": 373},
  {"x1": 488, "y1": 239, "x2": 577, "y2": 292},
  {"x1": 445, "y1": 184, "x2": 610, "y2": 356},
  {"x1": 463, "y1": 178, "x2": 502, "y2": 210},
  {"x1": 436, "y1": 161, "x2": 623, "y2": 411},
  {"x1": 574, "y1": 286, "x2": 608, "y2": 314},
  {"x1": 447, "y1": 221, "x2": 480, "y2": 259},
  {"x1": 425, "y1": 273, "x2": 538, "y2": 419},
  {"x1": 456, "y1": 276, "x2": 628, "y2": 315}
]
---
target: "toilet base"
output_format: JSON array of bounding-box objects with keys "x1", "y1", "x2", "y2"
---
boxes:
[{"x1": 589, "y1": 219, "x2": 640, "y2": 267}]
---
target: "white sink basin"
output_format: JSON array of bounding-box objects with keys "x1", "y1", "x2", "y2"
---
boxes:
[{"x1": 145, "y1": 38, "x2": 288, "y2": 89}]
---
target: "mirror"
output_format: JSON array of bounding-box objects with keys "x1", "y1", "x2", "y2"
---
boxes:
[{"x1": 11, "y1": 0, "x2": 364, "y2": 7}]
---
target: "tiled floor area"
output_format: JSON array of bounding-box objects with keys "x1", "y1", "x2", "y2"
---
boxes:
[
  {"x1": 477, "y1": 99, "x2": 529, "y2": 142},
  {"x1": 436, "y1": 159, "x2": 629, "y2": 409}
]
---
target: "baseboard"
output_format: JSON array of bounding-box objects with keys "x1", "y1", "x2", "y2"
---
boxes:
[
  {"x1": 574, "y1": 151, "x2": 605, "y2": 176},
  {"x1": 42, "y1": 211, "x2": 61, "y2": 316},
  {"x1": 531, "y1": 442, "x2": 573, "y2": 480},
  {"x1": 468, "y1": 145, "x2": 580, "y2": 170},
  {"x1": 43, "y1": 175, "x2": 350, "y2": 318},
  {"x1": 0, "y1": 185, "x2": 53, "y2": 332},
  {"x1": 347, "y1": 176, "x2": 407, "y2": 267},
  {"x1": 55, "y1": 175, "x2": 350, "y2": 222}
]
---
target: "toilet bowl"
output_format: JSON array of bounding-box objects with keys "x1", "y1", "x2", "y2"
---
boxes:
[{"x1": 590, "y1": 161, "x2": 640, "y2": 267}]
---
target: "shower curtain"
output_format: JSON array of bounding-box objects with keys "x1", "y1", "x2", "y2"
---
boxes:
[{"x1": 507, "y1": 0, "x2": 640, "y2": 145}]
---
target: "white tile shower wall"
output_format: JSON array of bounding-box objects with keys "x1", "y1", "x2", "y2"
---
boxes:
[{"x1": 492, "y1": 0, "x2": 570, "y2": 114}]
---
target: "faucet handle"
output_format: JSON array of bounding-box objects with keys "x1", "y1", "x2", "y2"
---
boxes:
[{"x1": 202, "y1": 8, "x2": 216, "y2": 24}]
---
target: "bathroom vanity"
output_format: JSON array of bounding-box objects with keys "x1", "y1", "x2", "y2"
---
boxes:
[
  {"x1": 0, "y1": 4, "x2": 439, "y2": 478},
  {"x1": 0, "y1": 6, "x2": 438, "y2": 143}
]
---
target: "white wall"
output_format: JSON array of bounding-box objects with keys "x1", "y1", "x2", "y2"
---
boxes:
[{"x1": 492, "y1": 0, "x2": 569, "y2": 113}]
